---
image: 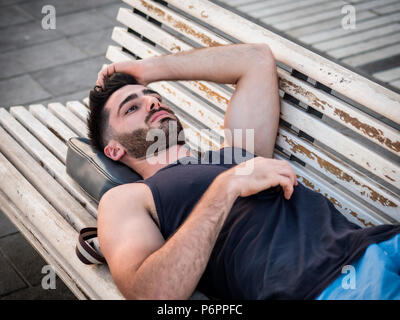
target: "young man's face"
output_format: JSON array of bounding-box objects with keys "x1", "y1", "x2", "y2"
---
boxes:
[{"x1": 104, "y1": 84, "x2": 185, "y2": 160}]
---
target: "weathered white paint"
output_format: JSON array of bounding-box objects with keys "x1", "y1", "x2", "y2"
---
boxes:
[
  {"x1": 30, "y1": 104, "x2": 78, "y2": 143},
  {"x1": 0, "y1": 109, "x2": 97, "y2": 217},
  {"x1": 66, "y1": 101, "x2": 89, "y2": 122},
  {"x1": 11, "y1": 106, "x2": 68, "y2": 164},
  {"x1": 48, "y1": 102, "x2": 88, "y2": 138},
  {"x1": 0, "y1": 126, "x2": 96, "y2": 231}
]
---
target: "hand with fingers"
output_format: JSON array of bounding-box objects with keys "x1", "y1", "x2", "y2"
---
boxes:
[
  {"x1": 223, "y1": 157, "x2": 298, "y2": 200},
  {"x1": 96, "y1": 60, "x2": 147, "y2": 89}
]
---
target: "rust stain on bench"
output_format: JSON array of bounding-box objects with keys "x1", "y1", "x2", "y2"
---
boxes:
[
  {"x1": 297, "y1": 175, "x2": 320, "y2": 193},
  {"x1": 334, "y1": 108, "x2": 400, "y2": 153},
  {"x1": 170, "y1": 44, "x2": 182, "y2": 53},
  {"x1": 279, "y1": 77, "x2": 400, "y2": 154},
  {"x1": 193, "y1": 81, "x2": 229, "y2": 106},
  {"x1": 140, "y1": 0, "x2": 221, "y2": 47},
  {"x1": 348, "y1": 210, "x2": 375, "y2": 227},
  {"x1": 285, "y1": 135, "x2": 397, "y2": 207},
  {"x1": 279, "y1": 77, "x2": 328, "y2": 111}
]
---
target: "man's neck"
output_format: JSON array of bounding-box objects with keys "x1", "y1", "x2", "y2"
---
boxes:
[{"x1": 124, "y1": 144, "x2": 198, "y2": 180}]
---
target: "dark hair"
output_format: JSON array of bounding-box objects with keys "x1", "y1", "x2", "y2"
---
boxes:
[{"x1": 87, "y1": 73, "x2": 139, "y2": 151}]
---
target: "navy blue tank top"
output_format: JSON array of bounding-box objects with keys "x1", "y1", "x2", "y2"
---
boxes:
[{"x1": 135, "y1": 147, "x2": 400, "y2": 299}]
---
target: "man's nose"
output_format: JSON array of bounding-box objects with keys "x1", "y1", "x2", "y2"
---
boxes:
[{"x1": 146, "y1": 96, "x2": 161, "y2": 112}]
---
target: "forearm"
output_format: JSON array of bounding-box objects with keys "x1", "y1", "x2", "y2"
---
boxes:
[
  {"x1": 139, "y1": 43, "x2": 269, "y2": 85},
  {"x1": 131, "y1": 172, "x2": 239, "y2": 299}
]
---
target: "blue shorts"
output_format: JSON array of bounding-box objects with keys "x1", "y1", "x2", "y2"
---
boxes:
[{"x1": 316, "y1": 233, "x2": 400, "y2": 300}]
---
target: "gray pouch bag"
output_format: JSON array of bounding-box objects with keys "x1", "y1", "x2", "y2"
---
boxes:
[
  {"x1": 66, "y1": 137, "x2": 142, "y2": 265},
  {"x1": 66, "y1": 137, "x2": 142, "y2": 203}
]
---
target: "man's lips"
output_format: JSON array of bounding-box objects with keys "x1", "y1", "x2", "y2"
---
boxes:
[{"x1": 150, "y1": 110, "x2": 171, "y2": 123}]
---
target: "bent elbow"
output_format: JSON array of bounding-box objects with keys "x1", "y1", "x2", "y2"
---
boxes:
[{"x1": 252, "y1": 43, "x2": 275, "y2": 66}]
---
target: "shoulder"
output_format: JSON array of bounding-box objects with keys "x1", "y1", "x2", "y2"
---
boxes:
[
  {"x1": 101, "y1": 182, "x2": 152, "y2": 202},
  {"x1": 98, "y1": 182, "x2": 152, "y2": 217}
]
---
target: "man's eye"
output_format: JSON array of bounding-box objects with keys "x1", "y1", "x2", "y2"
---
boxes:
[{"x1": 125, "y1": 105, "x2": 138, "y2": 114}]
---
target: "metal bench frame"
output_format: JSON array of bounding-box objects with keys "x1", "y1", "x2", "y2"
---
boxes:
[{"x1": 0, "y1": 0, "x2": 399, "y2": 299}]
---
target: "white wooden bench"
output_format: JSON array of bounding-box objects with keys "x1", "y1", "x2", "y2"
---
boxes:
[{"x1": 0, "y1": 0, "x2": 399, "y2": 299}]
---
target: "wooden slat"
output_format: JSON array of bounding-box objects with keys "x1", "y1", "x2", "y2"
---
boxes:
[
  {"x1": 10, "y1": 106, "x2": 67, "y2": 164},
  {"x1": 83, "y1": 97, "x2": 90, "y2": 107},
  {"x1": 0, "y1": 126, "x2": 96, "y2": 231},
  {"x1": 48, "y1": 102, "x2": 88, "y2": 138},
  {"x1": 12, "y1": 106, "x2": 98, "y2": 209},
  {"x1": 30, "y1": 104, "x2": 77, "y2": 143},
  {"x1": 66, "y1": 101, "x2": 89, "y2": 122},
  {"x1": 277, "y1": 68, "x2": 400, "y2": 157},
  {"x1": 106, "y1": 44, "x2": 133, "y2": 62},
  {"x1": 140, "y1": 0, "x2": 400, "y2": 125},
  {"x1": 0, "y1": 109, "x2": 97, "y2": 217},
  {"x1": 280, "y1": 99, "x2": 400, "y2": 189},
  {"x1": 0, "y1": 153, "x2": 123, "y2": 300},
  {"x1": 124, "y1": 0, "x2": 229, "y2": 48}
]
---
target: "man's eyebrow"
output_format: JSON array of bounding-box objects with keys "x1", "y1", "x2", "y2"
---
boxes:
[
  {"x1": 117, "y1": 89, "x2": 161, "y2": 115},
  {"x1": 143, "y1": 89, "x2": 161, "y2": 98}
]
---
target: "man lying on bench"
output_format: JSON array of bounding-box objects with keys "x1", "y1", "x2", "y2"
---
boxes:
[{"x1": 89, "y1": 43, "x2": 400, "y2": 300}]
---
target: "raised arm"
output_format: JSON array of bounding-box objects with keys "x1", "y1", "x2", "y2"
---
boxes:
[{"x1": 97, "y1": 43, "x2": 280, "y2": 158}]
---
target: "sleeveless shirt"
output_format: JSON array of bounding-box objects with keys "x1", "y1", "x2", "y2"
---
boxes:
[{"x1": 134, "y1": 147, "x2": 400, "y2": 300}]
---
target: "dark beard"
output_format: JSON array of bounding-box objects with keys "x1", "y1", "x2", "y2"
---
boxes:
[{"x1": 116, "y1": 107, "x2": 186, "y2": 160}]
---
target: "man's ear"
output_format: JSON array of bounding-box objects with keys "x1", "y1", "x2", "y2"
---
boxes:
[{"x1": 104, "y1": 140, "x2": 126, "y2": 161}]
